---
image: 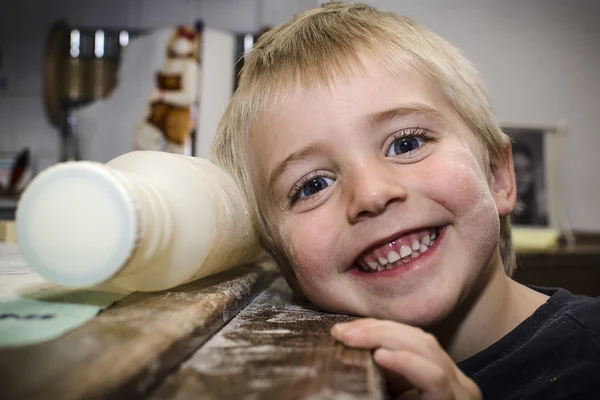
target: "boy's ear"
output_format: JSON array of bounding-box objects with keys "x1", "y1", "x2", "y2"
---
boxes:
[{"x1": 491, "y1": 144, "x2": 517, "y2": 216}]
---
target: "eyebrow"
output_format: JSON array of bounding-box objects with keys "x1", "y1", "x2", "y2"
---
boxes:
[
  {"x1": 268, "y1": 143, "x2": 327, "y2": 194},
  {"x1": 368, "y1": 102, "x2": 448, "y2": 127},
  {"x1": 267, "y1": 102, "x2": 446, "y2": 193}
]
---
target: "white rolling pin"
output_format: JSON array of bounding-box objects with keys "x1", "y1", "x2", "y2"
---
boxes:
[{"x1": 15, "y1": 151, "x2": 263, "y2": 291}]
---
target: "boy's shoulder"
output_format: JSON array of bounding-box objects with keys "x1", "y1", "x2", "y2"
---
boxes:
[
  {"x1": 546, "y1": 286, "x2": 600, "y2": 332},
  {"x1": 458, "y1": 287, "x2": 600, "y2": 400}
]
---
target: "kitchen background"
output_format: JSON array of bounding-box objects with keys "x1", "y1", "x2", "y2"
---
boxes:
[{"x1": 0, "y1": 0, "x2": 599, "y2": 232}]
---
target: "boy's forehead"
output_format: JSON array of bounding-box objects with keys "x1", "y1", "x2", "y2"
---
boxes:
[
  {"x1": 249, "y1": 61, "x2": 480, "y2": 183},
  {"x1": 252, "y1": 62, "x2": 443, "y2": 133}
]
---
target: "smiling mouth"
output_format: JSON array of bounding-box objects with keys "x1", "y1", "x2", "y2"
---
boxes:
[{"x1": 354, "y1": 227, "x2": 441, "y2": 273}]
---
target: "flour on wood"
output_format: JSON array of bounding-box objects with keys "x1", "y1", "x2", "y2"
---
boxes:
[{"x1": 151, "y1": 277, "x2": 385, "y2": 399}]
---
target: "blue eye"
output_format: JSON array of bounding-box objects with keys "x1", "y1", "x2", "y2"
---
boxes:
[
  {"x1": 387, "y1": 136, "x2": 426, "y2": 157},
  {"x1": 298, "y1": 176, "x2": 334, "y2": 199}
]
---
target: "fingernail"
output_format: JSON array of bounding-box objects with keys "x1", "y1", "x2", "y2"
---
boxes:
[
  {"x1": 374, "y1": 348, "x2": 393, "y2": 361},
  {"x1": 331, "y1": 323, "x2": 349, "y2": 337}
]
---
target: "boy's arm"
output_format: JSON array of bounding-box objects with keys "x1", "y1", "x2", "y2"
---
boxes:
[{"x1": 331, "y1": 319, "x2": 481, "y2": 400}]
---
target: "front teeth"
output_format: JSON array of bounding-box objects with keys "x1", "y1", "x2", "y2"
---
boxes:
[
  {"x1": 388, "y1": 251, "x2": 400, "y2": 263},
  {"x1": 399, "y1": 245, "x2": 412, "y2": 258},
  {"x1": 359, "y1": 228, "x2": 440, "y2": 273},
  {"x1": 411, "y1": 239, "x2": 420, "y2": 251}
]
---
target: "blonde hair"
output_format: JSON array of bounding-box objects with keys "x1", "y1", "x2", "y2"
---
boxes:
[{"x1": 213, "y1": 2, "x2": 516, "y2": 279}]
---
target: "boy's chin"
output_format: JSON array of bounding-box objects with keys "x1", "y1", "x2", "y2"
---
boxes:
[
  {"x1": 309, "y1": 291, "x2": 458, "y2": 328},
  {"x1": 365, "y1": 302, "x2": 456, "y2": 328}
]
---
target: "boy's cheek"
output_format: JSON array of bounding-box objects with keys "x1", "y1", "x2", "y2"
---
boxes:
[
  {"x1": 279, "y1": 218, "x2": 355, "y2": 309},
  {"x1": 425, "y1": 147, "x2": 494, "y2": 212},
  {"x1": 279, "y1": 214, "x2": 340, "y2": 274}
]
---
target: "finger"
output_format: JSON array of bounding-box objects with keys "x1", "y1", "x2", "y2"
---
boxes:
[
  {"x1": 331, "y1": 318, "x2": 384, "y2": 336},
  {"x1": 332, "y1": 318, "x2": 429, "y2": 346},
  {"x1": 332, "y1": 319, "x2": 445, "y2": 363},
  {"x1": 374, "y1": 348, "x2": 453, "y2": 400},
  {"x1": 332, "y1": 318, "x2": 423, "y2": 346}
]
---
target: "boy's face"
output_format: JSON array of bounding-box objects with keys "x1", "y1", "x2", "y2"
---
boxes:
[{"x1": 251, "y1": 59, "x2": 513, "y2": 327}]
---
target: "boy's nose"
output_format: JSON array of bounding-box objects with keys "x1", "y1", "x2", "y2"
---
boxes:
[{"x1": 345, "y1": 163, "x2": 408, "y2": 223}]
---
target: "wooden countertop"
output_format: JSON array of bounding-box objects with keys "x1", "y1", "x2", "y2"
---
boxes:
[
  {"x1": 1, "y1": 238, "x2": 599, "y2": 399},
  {"x1": 152, "y1": 277, "x2": 384, "y2": 399},
  {"x1": 0, "y1": 258, "x2": 384, "y2": 400}
]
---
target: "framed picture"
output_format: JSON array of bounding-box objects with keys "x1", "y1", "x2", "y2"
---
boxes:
[
  {"x1": 501, "y1": 123, "x2": 572, "y2": 243},
  {"x1": 502, "y1": 126, "x2": 549, "y2": 227}
]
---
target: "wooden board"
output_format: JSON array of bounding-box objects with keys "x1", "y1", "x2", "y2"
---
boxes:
[
  {"x1": 0, "y1": 261, "x2": 277, "y2": 400},
  {"x1": 151, "y1": 277, "x2": 386, "y2": 400},
  {"x1": 515, "y1": 245, "x2": 600, "y2": 296}
]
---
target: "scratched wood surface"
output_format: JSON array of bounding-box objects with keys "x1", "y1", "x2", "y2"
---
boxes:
[
  {"x1": 0, "y1": 261, "x2": 278, "y2": 400},
  {"x1": 151, "y1": 277, "x2": 386, "y2": 400}
]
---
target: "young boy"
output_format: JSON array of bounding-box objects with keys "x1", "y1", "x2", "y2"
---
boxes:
[{"x1": 213, "y1": 3, "x2": 600, "y2": 399}]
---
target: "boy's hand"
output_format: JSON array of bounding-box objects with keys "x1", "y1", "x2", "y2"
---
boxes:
[{"x1": 331, "y1": 319, "x2": 481, "y2": 400}]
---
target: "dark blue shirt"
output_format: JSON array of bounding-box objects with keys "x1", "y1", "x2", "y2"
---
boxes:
[{"x1": 458, "y1": 287, "x2": 600, "y2": 399}]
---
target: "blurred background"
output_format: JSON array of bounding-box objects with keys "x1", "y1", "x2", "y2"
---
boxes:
[{"x1": 0, "y1": 0, "x2": 599, "y2": 234}]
